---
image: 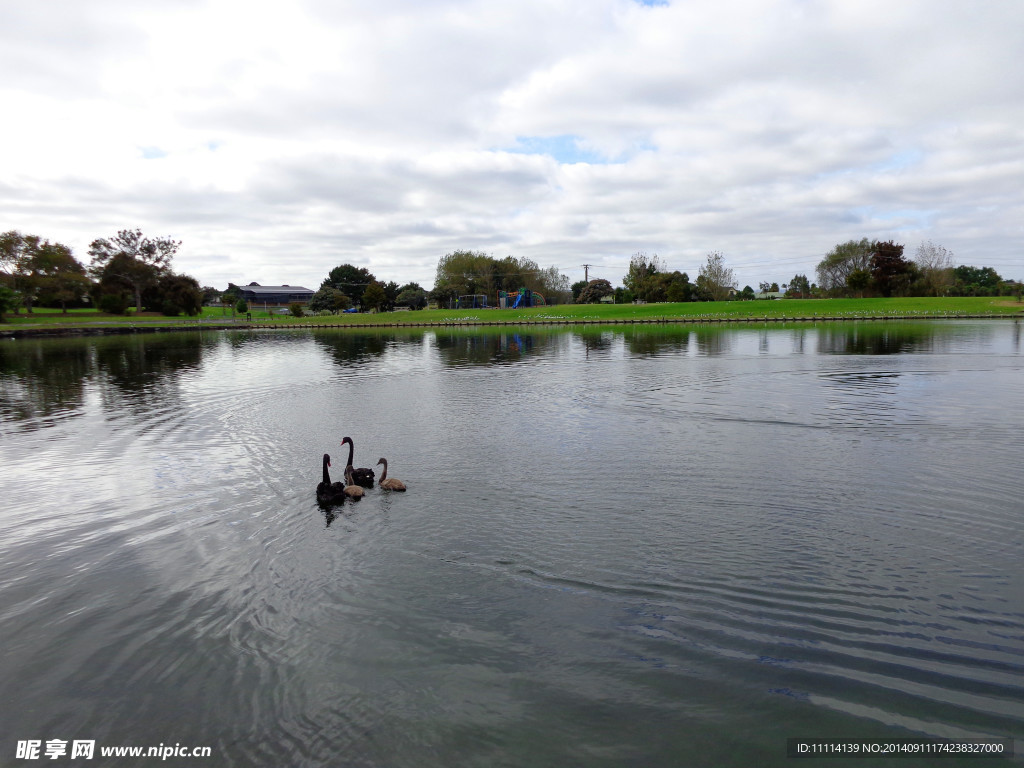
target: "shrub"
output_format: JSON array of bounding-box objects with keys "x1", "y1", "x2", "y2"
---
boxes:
[
  {"x1": 289, "y1": 302, "x2": 305, "y2": 318},
  {"x1": 235, "y1": 299, "x2": 249, "y2": 314},
  {"x1": 99, "y1": 293, "x2": 130, "y2": 315}
]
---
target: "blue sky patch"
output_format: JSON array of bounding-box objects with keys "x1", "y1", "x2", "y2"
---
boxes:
[
  {"x1": 873, "y1": 148, "x2": 924, "y2": 173},
  {"x1": 506, "y1": 135, "x2": 607, "y2": 165},
  {"x1": 139, "y1": 146, "x2": 168, "y2": 159}
]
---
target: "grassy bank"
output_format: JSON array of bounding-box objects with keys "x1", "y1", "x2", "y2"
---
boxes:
[{"x1": 2, "y1": 296, "x2": 1022, "y2": 334}]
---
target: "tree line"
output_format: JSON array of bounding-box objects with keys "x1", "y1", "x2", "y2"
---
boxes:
[
  {"x1": 570, "y1": 242, "x2": 1018, "y2": 305},
  {"x1": 305, "y1": 250, "x2": 574, "y2": 313},
  {"x1": 5, "y1": 228, "x2": 1015, "y2": 322},
  {"x1": 814, "y1": 239, "x2": 1017, "y2": 299},
  {"x1": 0, "y1": 228, "x2": 213, "y2": 321},
  {"x1": 574, "y1": 251, "x2": 736, "y2": 304},
  {"x1": 296, "y1": 264, "x2": 430, "y2": 314}
]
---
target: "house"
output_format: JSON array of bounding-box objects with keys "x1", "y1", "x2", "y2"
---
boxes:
[
  {"x1": 235, "y1": 282, "x2": 315, "y2": 307},
  {"x1": 754, "y1": 291, "x2": 785, "y2": 300}
]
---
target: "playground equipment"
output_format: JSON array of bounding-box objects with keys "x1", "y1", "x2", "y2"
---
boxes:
[
  {"x1": 456, "y1": 294, "x2": 489, "y2": 309},
  {"x1": 498, "y1": 289, "x2": 546, "y2": 309}
]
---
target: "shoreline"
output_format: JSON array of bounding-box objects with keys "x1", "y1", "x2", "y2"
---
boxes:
[{"x1": 3, "y1": 313, "x2": 1020, "y2": 339}]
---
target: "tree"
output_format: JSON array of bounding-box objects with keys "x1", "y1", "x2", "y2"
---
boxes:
[
  {"x1": 847, "y1": 269, "x2": 871, "y2": 297},
  {"x1": 382, "y1": 280, "x2": 401, "y2": 312},
  {"x1": 0, "y1": 285, "x2": 19, "y2": 322},
  {"x1": 1, "y1": 232, "x2": 90, "y2": 313},
  {"x1": 362, "y1": 280, "x2": 387, "y2": 312},
  {"x1": 664, "y1": 271, "x2": 693, "y2": 302},
  {"x1": 786, "y1": 274, "x2": 811, "y2": 298},
  {"x1": 222, "y1": 283, "x2": 242, "y2": 306},
  {"x1": 153, "y1": 273, "x2": 203, "y2": 316},
  {"x1": 432, "y1": 250, "x2": 570, "y2": 305},
  {"x1": 395, "y1": 282, "x2": 427, "y2": 310},
  {"x1": 571, "y1": 280, "x2": 588, "y2": 301},
  {"x1": 200, "y1": 286, "x2": 221, "y2": 306},
  {"x1": 740, "y1": 285, "x2": 756, "y2": 300},
  {"x1": 537, "y1": 265, "x2": 572, "y2": 304},
  {"x1": 914, "y1": 241, "x2": 955, "y2": 296},
  {"x1": 1, "y1": 231, "x2": 42, "y2": 312},
  {"x1": 577, "y1": 278, "x2": 614, "y2": 304},
  {"x1": 322, "y1": 264, "x2": 376, "y2": 307},
  {"x1": 816, "y1": 238, "x2": 875, "y2": 297},
  {"x1": 869, "y1": 241, "x2": 914, "y2": 297},
  {"x1": 309, "y1": 286, "x2": 351, "y2": 313},
  {"x1": 433, "y1": 250, "x2": 493, "y2": 300},
  {"x1": 29, "y1": 243, "x2": 92, "y2": 313},
  {"x1": 623, "y1": 252, "x2": 665, "y2": 298},
  {"x1": 697, "y1": 252, "x2": 734, "y2": 301},
  {"x1": 88, "y1": 229, "x2": 180, "y2": 312},
  {"x1": 952, "y1": 265, "x2": 1002, "y2": 296},
  {"x1": 0, "y1": 231, "x2": 38, "y2": 308}
]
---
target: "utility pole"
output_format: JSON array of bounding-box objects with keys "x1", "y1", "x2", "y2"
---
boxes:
[{"x1": 581, "y1": 264, "x2": 593, "y2": 282}]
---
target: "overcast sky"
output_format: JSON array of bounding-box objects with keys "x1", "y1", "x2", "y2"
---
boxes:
[{"x1": 3, "y1": 0, "x2": 1022, "y2": 292}]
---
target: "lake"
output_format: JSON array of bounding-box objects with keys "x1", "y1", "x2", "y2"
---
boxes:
[{"x1": 1, "y1": 321, "x2": 1022, "y2": 767}]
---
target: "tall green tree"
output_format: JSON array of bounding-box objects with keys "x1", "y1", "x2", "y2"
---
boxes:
[
  {"x1": 786, "y1": 274, "x2": 811, "y2": 298},
  {"x1": 433, "y1": 250, "x2": 494, "y2": 299},
  {"x1": 1, "y1": 231, "x2": 89, "y2": 313},
  {"x1": 362, "y1": 280, "x2": 387, "y2": 312},
  {"x1": 26, "y1": 242, "x2": 91, "y2": 313},
  {"x1": 816, "y1": 238, "x2": 875, "y2": 297},
  {"x1": 1, "y1": 231, "x2": 41, "y2": 312},
  {"x1": 396, "y1": 282, "x2": 427, "y2": 310},
  {"x1": 322, "y1": 264, "x2": 376, "y2": 307},
  {"x1": 433, "y1": 250, "x2": 569, "y2": 304},
  {"x1": 150, "y1": 273, "x2": 203, "y2": 316},
  {"x1": 309, "y1": 286, "x2": 351, "y2": 313},
  {"x1": 697, "y1": 252, "x2": 734, "y2": 301},
  {"x1": 654, "y1": 271, "x2": 693, "y2": 302},
  {"x1": 1, "y1": 231, "x2": 33, "y2": 288},
  {"x1": 869, "y1": 241, "x2": 914, "y2": 297},
  {"x1": 382, "y1": 280, "x2": 401, "y2": 311},
  {"x1": 577, "y1": 279, "x2": 614, "y2": 304},
  {"x1": 623, "y1": 252, "x2": 665, "y2": 296},
  {"x1": 88, "y1": 229, "x2": 180, "y2": 312}
]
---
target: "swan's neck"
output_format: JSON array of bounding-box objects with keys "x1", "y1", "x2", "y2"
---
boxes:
[
  {"x1": 323, "y1": 458, "x2": 331, "y2": 485},
  {"x1": 378, "y1": 460, "x2": 388, "y2": 482},
  {"x1": 345, "y1": 440, "x2": 354, "y2": 468}
]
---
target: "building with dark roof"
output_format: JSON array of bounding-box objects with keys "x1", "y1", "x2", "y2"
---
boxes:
[{"x1": 236, "y1": 282, "x2": 315, "y2": 307}]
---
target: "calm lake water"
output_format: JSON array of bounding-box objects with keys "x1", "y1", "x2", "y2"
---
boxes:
[{"x1": 1, "y1": 321, "x2": 1022, "y2": 767}]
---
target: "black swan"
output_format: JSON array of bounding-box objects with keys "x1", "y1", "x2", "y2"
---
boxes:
[
  {"x1": 340, "y1": 436, "x2": 375, "y2": 488},
  {"x1": 376, "y1": 458, "x2": 406, "y2": 491},
  {"x1": 343, "y1": 467, "x2": 365, "y2": 500},
  {"x1": 317, "y1": 454, "x2": 348, "y2": 505}
]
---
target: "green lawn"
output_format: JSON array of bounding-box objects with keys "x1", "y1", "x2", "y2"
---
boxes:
[
  {"x1": 263, "y1": 296, "x2": 1024, "y2": 325},
  {"x1": 2, "y1": 296, "x2": 1022, "y2": 332}
]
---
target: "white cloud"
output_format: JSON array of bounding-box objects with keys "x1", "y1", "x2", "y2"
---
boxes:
[{"x1": 1, "y1": 0, "x2": 1021, "y2": 292}]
